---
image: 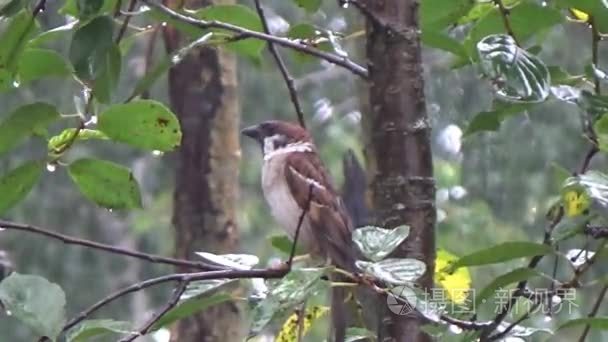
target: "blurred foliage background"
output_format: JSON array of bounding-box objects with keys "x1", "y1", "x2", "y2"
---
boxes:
[{"x1": 0, "y1": 0, "x2": 607, "y2": 340}]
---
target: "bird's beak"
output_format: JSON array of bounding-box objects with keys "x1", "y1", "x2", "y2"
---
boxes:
[{"x1": 241, "y1": 124, "x2": 261, "y2": 142}]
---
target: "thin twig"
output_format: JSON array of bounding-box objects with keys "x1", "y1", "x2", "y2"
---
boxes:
[
  {"x1": 492, "y1": 0, "x2": 519, "y2": 46},
  {"x1": 288, "y1": 184, "x2": 314, "y2": 267},
  {"x1": 0, "y1": 220, "x2": 222, "y2": 271},
  {"x1": 115, "y1": 0, "x2": 139, "y2": 43},
  {"x1": 119, "y1": 280, "x2": 189, "y2": 342},
  {"x1": 61, "y1": 268, "x2": 289, "y2": 335},
  {"x1": 252, "y1": 0, "x2": 306, "y2": 128},
  {"x1": 141, "y1": 0, "x2": 368, "y2": 78},
  {"x1": 591, "y1": 17, "x2": 602, "y2": 95},
  {"x1": 578, "y1": 284, "x2": 608, "y2": 341},
  {"x1": 488, "y1": 303, "x2": 541, "y2": 341}
]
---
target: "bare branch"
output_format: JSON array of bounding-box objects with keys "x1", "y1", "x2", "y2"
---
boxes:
[
  {"x1": 115, "y1": 0, "x2": 139, "y2": 44},
  {"x1": 252, "y1": 0, "x2": 306, "y2": 128},
  {"x1": 119, "y1": 280, "x2": 189, "y2": 342},
  {"x1": 0, "y1": 220, "x2": 222, "y2": 271},
  {"x1": 492, "y1": 0, "x2": 520, "y2": 46},
  {"x1": 578, "y1": 284, "x2": 608, "y2": 341},
  {"x1": 61, "y1": 268, "x2": 289, "y2": 336},
  {"x1": 141, "y1": 0, "x2": 368, "y2": 79}
]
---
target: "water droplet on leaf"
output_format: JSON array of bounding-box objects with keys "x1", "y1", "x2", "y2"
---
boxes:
[{"x1": 46, "y1": 164, "x2": 56, "y2": 172}]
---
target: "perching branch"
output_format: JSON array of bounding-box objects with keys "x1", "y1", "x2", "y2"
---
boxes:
[
  {"x1": 141, "y1": 0, "x2": 369, "y2": 79},
  {"x1": 578, "y1": 284, "x2": 608, "y2": 342},
  {"x1": 252, "y1": 0, "x2": 306, "y2": 128},
  {"x1": 0, "y1": 220, "x2": 222, "y2": 271}
]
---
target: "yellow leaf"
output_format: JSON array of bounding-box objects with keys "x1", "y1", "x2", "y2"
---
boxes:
[
  {"x1": 569, "y1": 8, "x2": 590, "y2": 22},
  {"x1": 435, "y1": 249, "x2": 471, "y2": 304},
  {"x1": 276, "y1": 305, "x2": 329, "y2": 342},
  {"x1": 562, "y1": 190, "x2": 590, "y2": 217}
]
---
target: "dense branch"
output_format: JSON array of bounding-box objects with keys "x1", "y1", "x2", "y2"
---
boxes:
[
  {"x1": 252, "y1": 0, "x2": 306, "y2": 128},
  {"x1": 141, "y1": 0, "x2": 369, "y2": 78},
  {"x1": 0, "y1": 220, "x2": 222, "y2": 271}
]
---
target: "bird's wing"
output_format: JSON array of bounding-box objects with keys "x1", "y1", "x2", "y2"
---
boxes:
[{"x1": 284, "y1": 151, "x2": 355, "y2": 271}]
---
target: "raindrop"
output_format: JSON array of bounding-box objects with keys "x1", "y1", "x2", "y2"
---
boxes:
[
  {"x1": 152, "y1": 150, "x2": 164, "y2": 157},
  {"x1": 448, "y1": 324, "x2": 463, "y2": 335},
  {"x1": 138, "y1": 5, "x2": 150, "y2": 12},
  {"x1": 161, "y1": 22, "x2": 167, "y2": 27},
  {"x1": 541, "y1": 1, "x2": 547, "y2": 6},
  {"x1": 341, "y1": 1, "x2": 349, "y2": 8},
  {"x1": 551, "y1": 295, "x2": 562, "y2": 305},
  {"x1": 85, "y1": 115, "x2": 98, "y2": 126},
  {"x1": 12, "y1": 79, "x2": 20, "y2": 88},
  {"x1": 46, "y1": 163, "x2": 56, "y2": 173},
  {"x1": 543, "y1": 315, "x2": 552, "y2": 322},
  {"x1": 5, "y1": 310, "x2": 11, "y2": 316},
  {"x1": 108, "y1": 208, "x2": 113, "y2": 213}
]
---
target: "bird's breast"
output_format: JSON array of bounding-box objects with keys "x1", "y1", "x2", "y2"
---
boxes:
[{"x1": 261, "y1": 156, "x2": 313, "y2": 248}]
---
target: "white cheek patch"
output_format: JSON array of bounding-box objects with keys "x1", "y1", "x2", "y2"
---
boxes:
[{"x1": 263, "y1": 134, "x2": 283, "y2": 155}]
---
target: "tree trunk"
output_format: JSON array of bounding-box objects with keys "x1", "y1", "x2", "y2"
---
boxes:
[
  {"x1": 163, "y1": 0, "x2": 243, "y2": 340},
  {"x1": 363, "y1": 0, "x2": 436, "y2": 341}
]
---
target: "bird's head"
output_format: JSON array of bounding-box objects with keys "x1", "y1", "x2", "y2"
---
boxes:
[{"x1": 241, "y1": 120, "x2": 313, "y2": 156}]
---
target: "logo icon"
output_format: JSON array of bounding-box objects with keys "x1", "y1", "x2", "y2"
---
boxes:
[{"x1": 387, "y1": 286, "x2": 418, "y2": 315}]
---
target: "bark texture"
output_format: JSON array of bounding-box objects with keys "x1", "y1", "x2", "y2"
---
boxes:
[
  {"x1": 363, "y1": 0, "x2": 436, "y2": 341},
  {"x1": 163, "y1": 0, "x2": 242, "y2": 340}
]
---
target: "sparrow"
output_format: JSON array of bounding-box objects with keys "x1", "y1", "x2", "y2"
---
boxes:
[{"x1": 242, "y1": 120, "x2": 355, "y2": 341}]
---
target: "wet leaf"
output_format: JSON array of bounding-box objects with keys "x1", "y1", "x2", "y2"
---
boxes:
[
  {"x1": 0, "y1": 273, "x2": 66, "y2": 340},
  {"x1": 0, "y1": 102, "x2": 60, "y2": 157},
  {"x1": 356, "y1": 258, "x2": 426, "y2": 285},
  {"x1": 68, "y1": 15, "x2": 114, "y2": 82},
  {"x1": 68, "y1": 158, "x2": 142, "y2": 209},
  {"x1": 66, "y1": 319, "x2": 133, "y2": 342},
  {"x1": 0, "y1": 161, "x2": 43, "y2": 214},
  {"x1": 352, "y1": 225, "x2": 410, "y2": 262},
  {"x1": 477, "y1": 34, "x2": 550, "y2": 103},
  {"x1": 475, "y1": 268, "x2": 541, "y2": 304},
  {"x1": 98, "y1": 100, "x2": 182, "y2": 152},
  {"x1": 447, "y1": 241, "x2": 553, "y2": 272}
]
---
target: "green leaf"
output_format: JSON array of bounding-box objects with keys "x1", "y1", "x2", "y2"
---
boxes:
[
  {"x1": 559, "y1": 317, "x2": 608, "y2": 330},
  {"x1": 48, "y1": 129, "x2": 108, "y2": 154},
  {"x1": 464, "y1": 102, "x2": 532, "y2": 136},
  {"x1": 195, "y1": 252, "x2": 259, "y2": 270},
  {"x1": 194, "y1": 4, "x2": 264, "y2": 59},
  {"x1": 68, "y1": 15, "x2": 114, "y2": 82},
  {"x1": 17, "y1": 48, "x2": 73, "y2": 84},
  {"x1": 66, "y1": 319, "x2": 133, "y2": 342},
  {"x1": 465, "y1": 2, "x2": 562, "y2": 55},
  {"x1": 151, "y1": 292, "x2": 233, "y2": 331},
  {"x1": 448, "y1": 242, "x2": 554, "y2": 271},
  {"x1": 60, "y1": 0, "x2": 118, "y2": 19},
  {"x1": 548, "y1": 66, "x2": 586, "y2": 86},
  {"x1": 578, "y1": 91, "x2": 608, "y2": 121},
  {"x1": 0, "y1": 161, "x2": 42, "y2": 214},
  {"x1": 98, "y1": 100, "x2": 182, "y2": 152},
  {"x1": 269, "y1": 234, "x2": 306, "y2": 255},
  {"x1": 594, "y1": 115, "x2": 608, "y2": 153},
  {"x1": 93, "y1": 44, "x2": 122, "y2": 103},
  {"x1": 68, "y1": 158, "x2": 142, "y2": 209},
  {"x1": 475, "y1": 267, "x2": 541, "y2": 304},
  {"x1": 287, "y1": 23, "x2": 335, "y2": 64},
  {"x1": 29, "y1": 21, "x2": 78, "y2": 48},
  {"x1": 345, "y1": 327, "x2": 375, "y2": 342},
  {"x1": 352, "y1": 225, "x2": 410, "y2": 262},
  {"x1": 0, "y1": 0, "x2": 24, "y2": 17},
  {"x1": 421, "y1": 30, "x2": 468, "y2": 59},
  {"x1": 420, "y1": 0, "x2": 474, "y2": 31},
  {"x1": 477, "y1": 34, "x2": 550, "y2": 103},
  {"x1": 0, "y1": 102, "x2": 60, "y2": 157},
  {"x1": 293, "y1": 0, "x2": 322, "y2": 13},
  {"x1": 250, "y1": 268, "x2": 327, "y2": 336},
  {"x1": 0, "y1": 273, "x2": 66, "y2": 340},
  {"x1": 356, "y1": 258, "x2": 426, "y2": 285},
  {"x1": 0, "y1": 10, "x2": 39, "y2": 89}
]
